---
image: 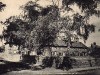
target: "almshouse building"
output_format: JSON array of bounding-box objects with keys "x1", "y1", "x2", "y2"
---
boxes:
[{"x1": 43, "y1": 28, "x2": 89, "y2": 57}]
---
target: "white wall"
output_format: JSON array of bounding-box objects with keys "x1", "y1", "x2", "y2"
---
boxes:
[{"x1": 0, "y1": 44, "x2": 21, "y2": 62}]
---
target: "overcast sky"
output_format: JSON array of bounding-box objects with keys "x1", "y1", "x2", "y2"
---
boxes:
[{"x1": 0, "y1": 0, "x2": 100, "y2": 46}]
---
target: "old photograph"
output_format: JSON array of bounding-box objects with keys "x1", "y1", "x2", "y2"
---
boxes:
[{"x1": 0, "y1": 0, "x2": 100, "y2": 75}]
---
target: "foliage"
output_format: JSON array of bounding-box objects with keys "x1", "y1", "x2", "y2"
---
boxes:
[
  {"x1": 62, "y1": 0, "x2": 100, "y2": 17},
  {"x1": 71, "y1": 13, "x2": 95, "y2": 40},
  {"x1": 90, "y1": 42, "x2": 100, "y2": 58},
  {"x1": 20, "y1": 1, "x2": 42, "y2": 22},
  {"x1": 0, "y1": 2, "x2": 6, "y2": 12}
]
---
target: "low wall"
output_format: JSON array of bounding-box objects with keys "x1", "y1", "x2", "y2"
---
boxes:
[
  {"x1": 71, "y1": 57, "x2": 100, "y2": 68},
  {"x1": 38, "y1": 56, "x2": 100, "y2": 68}
]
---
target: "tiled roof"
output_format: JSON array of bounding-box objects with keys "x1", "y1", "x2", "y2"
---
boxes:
[
  {"x1": 70, "y1": 42, "x2": 88, "y2": 49},
  {"x1": 52, "y1": 38, "x2": 87, "y2": 49},
  {"x1": 53, "y1": 38, "x2": 68, "y2": 46}
]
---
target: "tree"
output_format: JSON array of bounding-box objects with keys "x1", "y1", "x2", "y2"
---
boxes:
[
  {"x1": 0, "y1": 2, "x2": 6, "y2": 44},
  {"x1": 0, "y1": 2, "x2": 6, "y2": 12},
  {"x1": 90, "y1": 42, "x2": 100, "y2": 58},
  {"x1": 2, "y1": 0, "x2": 100, "y2": 54},
  {"x1": 62, "y1": 0, "x2": 100, "y2": 17},
  {"x1": 20, "y1": 1, "x2": 42, "y2": 22}
]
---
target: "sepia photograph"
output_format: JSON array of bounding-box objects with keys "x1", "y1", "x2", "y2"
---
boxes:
[{"x1": 0, "y1": 0, "x2": 100, "y2": 75}]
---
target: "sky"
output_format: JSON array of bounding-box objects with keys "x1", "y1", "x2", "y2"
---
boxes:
[{"x1": 0, "y1": 0, "x2": 100, "y2": 47}]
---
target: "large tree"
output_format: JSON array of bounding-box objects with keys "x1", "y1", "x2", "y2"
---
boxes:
[{"x1": 3, "y1": 0, "x2": 100, "y2": 53}]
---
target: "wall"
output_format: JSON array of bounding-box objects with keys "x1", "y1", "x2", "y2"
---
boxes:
[
  {"x1": 0, "y1": 44, "x2": 21, "y2": 62},
  {"x1": 72, "y1": 57, "x2": 100, "y2": 68}
]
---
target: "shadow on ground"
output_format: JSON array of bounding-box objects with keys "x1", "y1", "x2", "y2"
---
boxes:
[{"x1": 0, "y1": 60, "x2": 31, "y2": 74}]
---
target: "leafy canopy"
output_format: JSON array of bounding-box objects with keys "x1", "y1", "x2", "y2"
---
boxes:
[
  {"x1": 0, "y1": 2, "x2": 6, "y2": 12},
  {"x1": 2, "y1": 0, "x2": 100, "y2": 52}
]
